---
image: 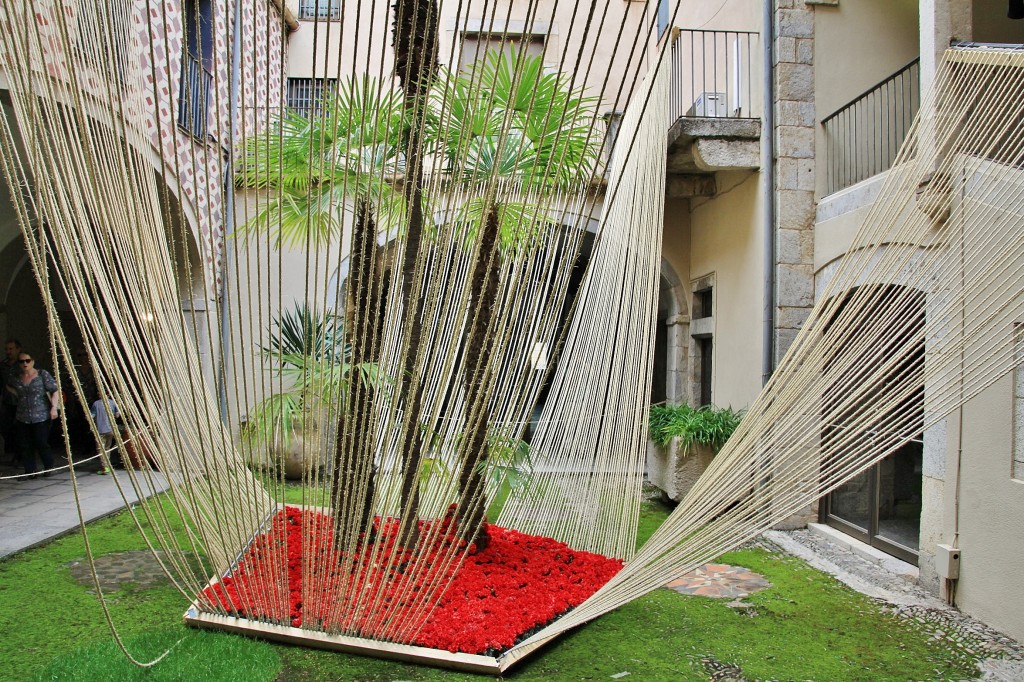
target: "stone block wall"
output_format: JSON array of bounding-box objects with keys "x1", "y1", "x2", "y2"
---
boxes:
[
  {"x1": 773, "y1": 1, "x2": 818, "y2": 527},
  {"x1": 774, "y1": 1, "x2": 816, "y2": 365}
]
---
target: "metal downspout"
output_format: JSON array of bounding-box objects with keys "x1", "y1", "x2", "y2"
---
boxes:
[
  {"x1": 216, "y1": 0, "x2": 244, "y2": 422},
  {"x1": 761, "y1": 0, "x2": 776, "y2": 386}
]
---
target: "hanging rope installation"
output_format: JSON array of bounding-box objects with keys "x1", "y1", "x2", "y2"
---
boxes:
[{"x1": 0, "y1": 0, "x2": 1021, "y2": 673}]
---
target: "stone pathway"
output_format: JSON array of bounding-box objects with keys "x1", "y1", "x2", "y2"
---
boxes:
[
  {"x1": 665, "y1": 562, "x2": 772, "y2": 599},
  {"x1": 65, "y1": 550, "x2": 201, "y2": 594},
  {"x1": 0, "y1": 455, "x2": 169, "y2": 558}
]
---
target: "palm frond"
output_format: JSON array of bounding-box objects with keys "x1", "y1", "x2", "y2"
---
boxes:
[{"x1": 261, "y1": 304, "x2": 347, "y2": 366}]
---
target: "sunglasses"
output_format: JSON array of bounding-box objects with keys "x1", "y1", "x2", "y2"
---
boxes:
[{"x1": 18, "y1": 359, "x2": 32, "y2": 364}]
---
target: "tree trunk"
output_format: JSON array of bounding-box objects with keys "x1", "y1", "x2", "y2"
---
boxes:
[
  {"x1": 333, "y1": 199, "x2": 380, "y2": 549},
  {"x1": 391, "y1": 0, "x2": 439, "y2": 546},
  {"x1": 455, "y1": 207, "x2": 502, "y2": 551}
]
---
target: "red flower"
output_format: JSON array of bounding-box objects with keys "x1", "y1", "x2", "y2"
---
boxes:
[{"x1": 199, "y1": 506, "x2": 623, "y2": 655}]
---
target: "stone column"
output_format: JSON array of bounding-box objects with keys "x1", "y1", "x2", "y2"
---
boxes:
[
  {"x1": 772, "y1": 1, "x2": 818, "y2": 528},
  {"x1": 916, "y1": 0, "x2": 971, "y2": 599},
  {"x1": 920, "y1": 0, "x2": 972, "y2": 95},
  {"x1": 773, "y1": 1, "x2": 816, "y2": 363}
]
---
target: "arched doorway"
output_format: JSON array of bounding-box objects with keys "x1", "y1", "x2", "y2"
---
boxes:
[
  {"x1": 653, "y1": 259, "x2": 687, "y2": 406},
  {"x1": 0, "y1": 91, "x2": 211, "y2": 457}
]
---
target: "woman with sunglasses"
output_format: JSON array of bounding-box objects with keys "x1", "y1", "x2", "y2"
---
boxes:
[{"x1": 4, "y1": 354, "x2": 59, "y2": 477}]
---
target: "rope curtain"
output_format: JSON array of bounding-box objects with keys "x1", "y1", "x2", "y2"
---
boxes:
[{"x1": 0, "y1": 0, "x2": 1021, "y2": 671}]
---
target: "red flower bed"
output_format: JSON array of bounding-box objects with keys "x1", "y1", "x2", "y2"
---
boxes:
[{"x1": 201, "y1": 506, "x2": 622, "y2": 655}]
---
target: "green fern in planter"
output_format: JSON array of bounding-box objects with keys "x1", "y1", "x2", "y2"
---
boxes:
[{"x1": 648, "y1": 404, "x2": 743, "y2": 452}]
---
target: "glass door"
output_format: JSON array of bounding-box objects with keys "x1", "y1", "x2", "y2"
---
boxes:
[
  {"x1": 820, "y1": 284, "x2": 925, "y2": 565},
  {"x1": 823, "y1": 441, "x2": 922, "y2": 564}
]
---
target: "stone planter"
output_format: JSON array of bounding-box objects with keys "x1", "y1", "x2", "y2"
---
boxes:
[
  {"x1": 646, "y1": 438, "x2": 717, "y2": 504},
  {"x1": 270, "y1": 422, "x2": 328, "y2": 481}
]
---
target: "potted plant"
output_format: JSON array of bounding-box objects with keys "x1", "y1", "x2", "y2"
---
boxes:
[
  {"x1": 647, "y1": 403, "x2": 743, "y2": 503},
  {"x1": 243, "y1": 304, "x2": 378, "y2": 480}
]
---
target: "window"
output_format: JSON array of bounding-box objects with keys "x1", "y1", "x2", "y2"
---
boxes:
[
  {"x1": 657, "y1": 0, "x2": 671, "y2": 39},
  {"x1": 602, "y1": 111, "x2": 624, "y2": 172},
  {"x1": 694, "y1": 287, "x2": 712, "y2": 319},
  {"x1": 689, "y1": 279, "x2": 714, "y2": 407},
  {"x1": 287, "y1": 78, "x2": 338, "y2": 118},
  {"x1": 458, "y1": 32, "x2": 545, "y2": 73},
  {"x1": 698, "y1": 337, "x2": 713, "y2": 406},
  {"x1": 298, "y1": 0, "x2": 341, "y2": 20},
  {"x1": 178, "y1": 0, "x2": 213, "y2": 139}
]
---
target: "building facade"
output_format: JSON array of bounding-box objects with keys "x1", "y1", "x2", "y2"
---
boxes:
[
  {"x1": 264, "y1": 0, "x2": 1024, "y2": 644},
  {"x1": 663, "y1": 0, "x2": 1023, "y2": 643},
  {"x1": 0, "y1": 0, "x2": 292, "y2": 374}
]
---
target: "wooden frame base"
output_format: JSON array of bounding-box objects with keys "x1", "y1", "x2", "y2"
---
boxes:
[
  {"x1": 183, "y1": 504, "x2": 563, "y2": 673},
  {"x1": 184, "y1": 604, "x2": 506, "y2": 673},
  {"x1": 184, "y1": 600, "x2": 558, "y2": 673}
]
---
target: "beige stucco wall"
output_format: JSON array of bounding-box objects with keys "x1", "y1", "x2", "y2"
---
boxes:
[
  {"x1": 224, "y1": 189, "x2": 347, "y2": 429},
  {"x1": 973, "y1": 0, "x2": 1024, "y2": 42},
  {"x1": 813, "y1": 0, "x2": 918, "y2": 198},
  {"x1": 688, "y1": 170, "x2": 764, "y2": 410},
  {"x1": 662, "y1": 197, "x2": 691, "y2": 302},
  {"x1": 285, "y1": 0, "x2": 651, "y2": 113},
  {"x1": 954, "y1": 377, "x2": 1024, "y2": 643},
  {"x1": 672, "y1": 0, "x2": 759, "y2": 32}
]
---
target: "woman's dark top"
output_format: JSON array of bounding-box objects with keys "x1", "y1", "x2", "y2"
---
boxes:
[{"x1": 8, "y1": 370, "x2": 58, "y2": 424}]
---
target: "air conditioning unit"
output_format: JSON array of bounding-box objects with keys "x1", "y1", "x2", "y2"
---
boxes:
[{"x1": 687, "y1": 92, "x2": 728, "y2": 118}]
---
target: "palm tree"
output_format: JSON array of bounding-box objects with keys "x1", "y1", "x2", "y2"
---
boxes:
[
  {"x1": 242, "y1": 304, "x2": 378, "y2": 477},
  {"x1": 236, "y1": 76, "x2": 405, "y2": 549},
  {"x1": 389, "y1": 0, "x2": 441, "y2": 546},
  {"x1": 431, "y1": 51, "x2": 602, "y2": 549}
]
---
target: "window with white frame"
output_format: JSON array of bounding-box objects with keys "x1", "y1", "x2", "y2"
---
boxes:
[
  {"x1": 458, "y1": 32, "x2": 546, "y2": 73},
  {"x1": 602, "y1": 111, "x2": 624, "y2": 172},
  {"x1": 298, "y1": 0, "x2": 341, "y2": 20},
  {"x1": 287, "y1": 78, "x2": 338, "y2": 118},
  {"x1": 657, "y1": 0, "x2": 671, "y2": 39}
]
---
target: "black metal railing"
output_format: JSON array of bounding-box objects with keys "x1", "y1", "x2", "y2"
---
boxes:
[
  {"x1": 177, "y1": 54, "x2": 213, "y2": 139},
  {"x1": 822, "y1": 57, "x2": 920, "y2": 195},
  {"x1": 286, "y1": 78, "x2": 339, "y2": 118},
  {"x1": 670, "y1": 29, "x2": 760, "y2": 121},
  {"x1": 298, "y1": 0, "x2": 341, "y2": 20}
]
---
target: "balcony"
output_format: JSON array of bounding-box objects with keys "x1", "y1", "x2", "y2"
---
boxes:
[
  {"x1": 666, "y1": 29, "x2": 762, "y2": 198},
  {"x1": 822, "y1": 58, "x2": 920, "y2": 195}
]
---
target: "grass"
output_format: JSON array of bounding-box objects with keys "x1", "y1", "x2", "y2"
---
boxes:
[{"x1": 0, "y1": 493, "x2": 982, "y2": 681}]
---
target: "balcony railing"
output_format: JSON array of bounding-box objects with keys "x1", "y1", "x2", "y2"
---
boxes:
[
  {"x1": 286, "y1": 78, "x2": 339, "y2": 118},
  {"x1": 670, "y1": 29, "x2": 760, "y2": 121},
  {"x1": 822, "y1": 57, "x2": 920, "y2": 195},
  {"x1": 177, "y1": 54, "x2": 212, "y2": 140}
]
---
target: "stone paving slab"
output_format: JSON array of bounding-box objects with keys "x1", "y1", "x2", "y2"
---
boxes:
[
  {"x1": 0, "y1": 465, "x2": 169, "y2": 559},
  {"x1": 666, "y1": 563, "x2": 772, "y2": 599}
]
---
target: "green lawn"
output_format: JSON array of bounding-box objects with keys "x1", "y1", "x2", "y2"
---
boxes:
[{"x1": 1, "y1": 493, "x2": 981, "y2": 681}]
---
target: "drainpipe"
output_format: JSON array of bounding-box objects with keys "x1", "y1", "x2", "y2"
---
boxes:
[
  {"x1": 761, "y1": 0, "x2": 776, "y2": 386},
  {"x1": 216, "y1": 0, "x2": 244, "y2": 423}
]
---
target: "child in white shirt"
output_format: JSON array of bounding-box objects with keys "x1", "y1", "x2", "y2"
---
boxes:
[{"x1": 90, "y1": 398, "x2": 118, "y2": 474}]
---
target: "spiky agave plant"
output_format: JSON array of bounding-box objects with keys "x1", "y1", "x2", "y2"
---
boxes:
[{"x1": 243, "y1": 305, "x2": 378, "y2": 470}]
